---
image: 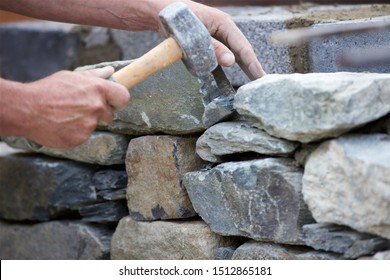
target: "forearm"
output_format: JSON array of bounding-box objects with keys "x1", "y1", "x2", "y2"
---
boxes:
[
  {"x1": 0, "y1": 0, "x2": 184, "y2": 32},
  {"x1": 0, "y1": 79, "x2": 32, "y2": 137}
]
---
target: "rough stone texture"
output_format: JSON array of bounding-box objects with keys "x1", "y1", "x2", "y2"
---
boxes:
[
  {"x1": 184, "y1": 158, "x2": 314, "y2": 244},
  {"x1": 363, "y1": 250, "x2": 390, "y2": 260},
  {"x1": 111, "y1": 217, "x2": 240, "y2": 260},
  {"x1": 0, "y1": 21, "x2": 79, "y2": 82},
  {"x1": 0, "y1": 154, "x2": 127, "y2": 222},
  {"x1": 0, "y1": 220, "x2": 113, "y2": 259},
  {"x1": 126, "y1": 136, "x2": 205, "y2": 221},
  {"x1": 308, "y1": 16, "x2": 390, "y2": 73},
  {"x1": 2, "y1": 131, "x2": 131, "y2": 165},
  {"x1": 196, "y1": 121, "x2": 299, "y2": 162},
  {"x1": 303, "y1": 134, "x2": 390, "y2": 239},
  {"x1": 234, "y1": 73, "x2": 390, "y2": 143},
  {"x1": 78, "y1": 60, "x2": 205, "y2": 135},
  {"x1": 303, "y1": 223, "x2": 390, "y2": 259},
  {"x1": 232, "y1": 241, "x2": 341, "y2": 260}
]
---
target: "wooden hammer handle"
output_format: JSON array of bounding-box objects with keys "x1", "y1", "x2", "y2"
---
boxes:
[{"x1": 111, "y1": 37, "x2": 183, "y2": 89}]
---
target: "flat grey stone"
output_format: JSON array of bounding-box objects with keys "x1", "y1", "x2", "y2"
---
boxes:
[
  {"x1": 2, "y1": 131, "x2": 130, "y2": 165},
  {"x1": 0, "y1": 220, "x2": 113, "y2": 259},
  {"x1": 303, "y1": 223, "x2": 390, "y2": 259},
  {"x1": 234, "y1": 72, "x2": 390, "y2": 143},
  {"x1": 303, "y1": 134, "x2": 390, "y2": 239},
  {"x1": 0, "y1": 154, "x2": 127, "y2": 222},
  {"x1": 232, "y1": 241, "x2": 341, "y2": 260},
  {"x1": 184, "y1": 158, "x2": 314, "y2": 244},
  {"x1": 196, "y1": 121, "x2": 299, "y2": 162}
]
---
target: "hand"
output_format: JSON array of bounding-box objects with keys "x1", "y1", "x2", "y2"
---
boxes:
[
  {"x1": 154, "y1": 1, "x2": 266, "y2": 80},
  {"x1": 24, "y1": 66, "x2": 130, "y2": 148}
]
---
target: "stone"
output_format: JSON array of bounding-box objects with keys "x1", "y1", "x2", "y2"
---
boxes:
[
  {"x1": 308, "y1": 16, "x2": 390, "y2": 73},
  {"x1": 126, "y1": 136, "x2": 205, "y2": 221},
  {"x1": 202, "y1": 95, "x2": 237, "y2": 128},
  {"x1": 77, "y1": 60, "x2": 205, "y2": 136},
  {"x1": 232, "y1": 241, "x2": 341, "y2": 260},
  {"x1": 302, "y1": 134, "x2": 390, "y2": 239},
  {"x1": 79, "y1": 201, "x2": 128, "y2": 223},
  {"x1": 303, "y1": 224, "x2": 390, "y2": 259},
  {"x1": 0, "y1": 21, "x2": 79, "y2": 82},
  {"x1": 0, "y1": 220, "x2": 113, "y2": 259},
  {"x1": 234, "y1": 72, "x2": 390, "y2": 143},
  {"x1": 0, "y1": 154, "x2": 127, "y2": 222},
  {"x1": 196, "y1": 121, "x2": 299, "y2": 163},
  {"x1": 111, "y1": 217, "x2": 240, "y2": 260},
  {"x1": 2, "y1": 131, "x2": 131, "y2": 165},
  {"x1": 184, "y1": 158, "x2": 314, "y2": 244}
]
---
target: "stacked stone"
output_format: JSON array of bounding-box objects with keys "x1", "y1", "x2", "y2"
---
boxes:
[{"x1": 1, "y1": 3, "x2": 390, "y2": 260}]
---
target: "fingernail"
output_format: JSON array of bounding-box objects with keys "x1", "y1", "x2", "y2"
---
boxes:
[
  {"x1": 220, "y1": 52, "x2": 235, "y2": 67},
  {"x1": 248, "y1": 63, "x2": 266, "y2": 79}
]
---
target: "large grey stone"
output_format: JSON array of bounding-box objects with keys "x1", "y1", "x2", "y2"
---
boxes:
[
  {"x1": 308, "y1": 16, "x2": 390, "y2": 73},
  {"x1": 196, "y1": 121, "x2": 299, "y2": 162},
  {"x1": 126, "y1": 136, "x2": 205, "y2": 221},
  {"x1": 232, "y1": 241, "x2": 341, "y2": 260},
  {"x1": 78, "y1": 61, "x2": 205, "y2": 135},
  {"x1": 303, "y1": 134, "x2": 390, "y2": 239},
  {"x1": 184, "y1": 158, "x2": 314, "y2": 244},
  {"x1": 303, "y1": 223, "x2": 390, "y2": 259},
  {"x1": 2, "y1": 131, "x2": 130, "y2": 165},
  {"x1": 0, "y1": 220, "x2": 113, "y2": 259},
  {"x1": 234, "y1": 73, "x2": 390, "y2": 143},
  {"x1": 111, "y1": 217, "x2": 240, "y2": 260},
  {"x1": 0, "y1": 154, "x2": 127, "y2": 222}
]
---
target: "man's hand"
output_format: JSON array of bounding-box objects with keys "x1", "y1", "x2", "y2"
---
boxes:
[{"x1": 0, "y1": 67, "x2": 130, "y2": 148}]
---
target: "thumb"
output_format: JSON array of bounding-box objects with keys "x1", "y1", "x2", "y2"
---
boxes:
[{"x1": 212, "y1": 38, "x2": 235, "y2": 67}]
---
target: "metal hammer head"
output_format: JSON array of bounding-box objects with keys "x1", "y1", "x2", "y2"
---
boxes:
[{"x1": 159, "y1": 2, "x2": 218, "y2": 77}]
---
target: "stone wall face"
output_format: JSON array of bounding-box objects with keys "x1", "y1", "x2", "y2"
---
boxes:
[{"x1": 1, "y1": 4, "x2": 390, "y2": 260}]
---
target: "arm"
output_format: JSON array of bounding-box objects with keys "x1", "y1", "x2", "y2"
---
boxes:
[
  {"x1": 0, "y1": 67, "x2": 130, "y2": 148},
  {"x1": 0, "y1": 0, "x2": 265, "y2": 79}
]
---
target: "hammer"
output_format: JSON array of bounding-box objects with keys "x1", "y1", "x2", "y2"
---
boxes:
[{"x1": 110, "y1": 2, "x2": 218, "y2": 89}]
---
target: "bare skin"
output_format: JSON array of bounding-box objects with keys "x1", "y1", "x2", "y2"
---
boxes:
[{"x1": 0, "y1": 0, "x2": 265, "y2": 148}]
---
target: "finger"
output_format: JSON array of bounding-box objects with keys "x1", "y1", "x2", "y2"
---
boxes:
[
  {"x1": 104, "y1": 81, "x2": 131, "y2": 111},
  {"x1": 97, "y1": 106, "x2": 114, "y2": 126},
  {"x1": 82, "y1": 66, "x2": 115, "y2": 79},
  {"x1": 212, "y1": 19, "x2": 266, "y2": 79},
  {"x1": 212, "y1": 38, "x2": 235, "y2": 67}
]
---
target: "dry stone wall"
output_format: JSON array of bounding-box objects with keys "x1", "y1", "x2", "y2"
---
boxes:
[{"x1": 1, "y1": 4, "x2": 390, "y2": 260}]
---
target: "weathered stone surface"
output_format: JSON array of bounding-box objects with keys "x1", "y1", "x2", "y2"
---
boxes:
[
  {"x1": 232, "y1": 241, "x2": 341, "y2": 260},
  {"x1": 2, "y1": 131, "x2": 130, "y2": 165},
  {"x1": 303, "y1": 134, "x2": 390, "y2": 239},
  {"x1": 0, "y1": 154, "x2": 127, "y2": 222},
  {"x1": 202, "y1": 95, "x2": 236, "y2": 128},
  {"x1": 196, "y1": 121, "x2": 299, "y2": 162},
  {"x1": 303, "y1": 224, "x2": 390, "y2": 259},
  {"x1": 126, "y1": 136, "x2": 205, "y2": 221},
  {"x1": 78, "y1": 61, "x2": 205, "y2": 135},
  {"x1": 234, "y1": 73, "x2": 390, "y2": 143},
  {"x1": 79, "y1": 201, "x2": 128, "y2": 223},
  {"x1": 0, "y1": 220, "x2": 113, "y2": 259},
  {"x1": 364, "y1": 250, "x2": 390, "y2": 260},
  {"x1": 111, "y1": 217, "x2": 240, "y2": 260},
  {"x1": 308, "y1": 16, "x2": 390, "y2": 73},
  {"x1": 184, "y1": 158, "x2": 314, "y2": 244}
]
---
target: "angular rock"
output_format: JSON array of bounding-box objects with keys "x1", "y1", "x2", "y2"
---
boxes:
[
  {"x1": 303, "y1": 224, "x2": 390, "y2": 259},
  {"x1": 79, "y1": 201, "x2": 128, "y2": 223},
  {"x1": 234, "y1": 73, "x2": 390, "y2": 143},
  {"x1": 0, "y1": 220, "x2": 113, "y2": 259},
  {"x1": 184, "y1": 158, "x2": 314, "y2": 244},
  {"x1": 126, "y1": 136, "x2": 205, "y2": 220},
  {"x1": 232, "y1": 241, "x2": 341, "y2": 260},
  {"x1": 78, "y1": 61, "x2": 205, "y2": 135},
  {"x1": 196, "y1": 121, "x2": 299, "y2": 162},
  {"x1": 2, "y1": 131, "x2": 130, "y2": 165},
  {"x1": 111, "y1": 217, "x2": 240, "y2": 260},
  {"x1": 0, "y1": 154, "x2": 126, "y2": 222},
  {"x1": 303, "y1": 134, "x2": 390, "y2": 239},
  {"x1": 202, "y1": 95, "x2": 236, "y2": 128}
]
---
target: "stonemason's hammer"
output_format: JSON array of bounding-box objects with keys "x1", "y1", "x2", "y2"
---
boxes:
[{"x1": 111, "y1": 2, "x2": 236, "y2": 126}]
